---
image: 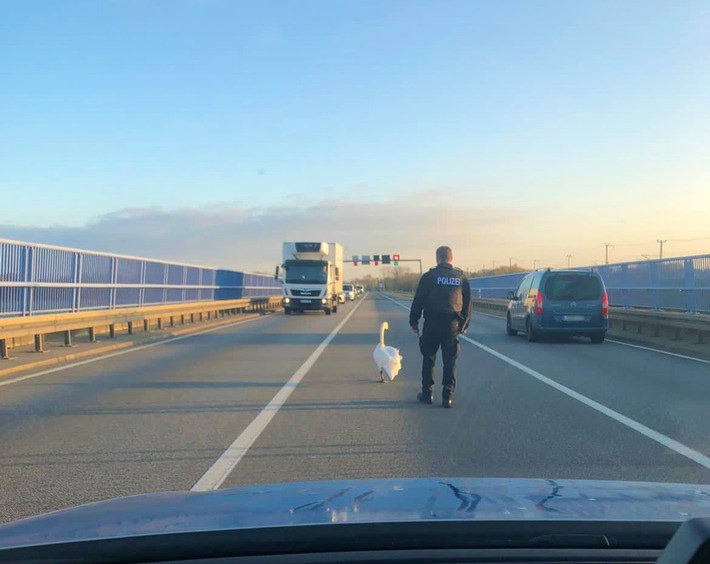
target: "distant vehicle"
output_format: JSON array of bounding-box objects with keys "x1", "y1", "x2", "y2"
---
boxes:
[
  {"x1": 338, "y1": 293, "x2": 346, "y2": 304},
  {"x1": 277, "y1": 242, "x2": 343, "y2": 315},
  {"x1": 506, "y1": 269, "x2": 609, "y2": 343},
  {"x1": 343, "y1": 284, "x2": 356, "y2": 301},
  {"x1": 355, "y1": 284, "x2": 364, "y2": 295}
]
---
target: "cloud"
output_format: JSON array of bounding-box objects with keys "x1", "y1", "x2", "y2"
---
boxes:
[{"x1": 0, "y1": 194, "x2": 524, "y2": 272}]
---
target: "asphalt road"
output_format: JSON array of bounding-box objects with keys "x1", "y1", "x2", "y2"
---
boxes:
[{"x1": 2, "y1": 292, "x2": 710, "y2": 524}]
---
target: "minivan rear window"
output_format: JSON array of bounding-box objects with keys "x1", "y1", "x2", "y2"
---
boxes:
[{"x1": 544, "y1": 274, "x2": 602, "y2": 301}]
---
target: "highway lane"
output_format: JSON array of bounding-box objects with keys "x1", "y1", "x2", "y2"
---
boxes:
[
  {"x1": 224, "y1": 294, "x2": 710, "y2": 488},
  {"x1": 0, "y1": 307, "x2": 357, "y2": 523},
  {"x1": 2, "y1": 293, "x2": 710, "y2": 525}
]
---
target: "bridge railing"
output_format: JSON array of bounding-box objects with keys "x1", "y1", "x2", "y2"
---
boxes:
[
  {"x1": 0, "y1": 239, "x2": 281, "y2": 317},
  {"x1": 469, "y1": 255, "x2": 710, "y2": 314}
]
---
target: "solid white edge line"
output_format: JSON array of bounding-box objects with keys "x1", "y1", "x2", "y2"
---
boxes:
[
  {"x1": 190, "y1": 294, "x2": 369, "y2": 492},
  {"x1": 0, "y1": 314, "x2": 273, "y2": 388},
  {"x1": 605, "y1": 338, "x2": 710, "y2": 365},
  {"x1": 473, "y1": 310, "x2": 710, "y2": 365},
  {"x1": 381, "y1": 293, "x2": 710, "y2": 471}
]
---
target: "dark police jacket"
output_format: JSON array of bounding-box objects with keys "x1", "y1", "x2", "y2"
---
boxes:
[{"x1": 409, "y1": 263, "x2": 472, "y2": 331}]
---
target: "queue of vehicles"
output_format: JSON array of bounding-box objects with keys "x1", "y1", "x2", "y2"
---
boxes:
[{"x1": 276, "y1": 241, "x2": 363, "y2": 315}]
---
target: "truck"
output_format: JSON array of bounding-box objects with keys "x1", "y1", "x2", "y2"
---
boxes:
[{"x1": 276, "y1": 242, "x2": 343, "y2": 315}]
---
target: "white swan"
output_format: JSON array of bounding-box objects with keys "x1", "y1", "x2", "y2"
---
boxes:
[{"x1": 373, "y1": 321, "x2": 402, "y2": 383}]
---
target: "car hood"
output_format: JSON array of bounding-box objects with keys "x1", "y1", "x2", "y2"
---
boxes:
[{"x1": 1, "y1": 477, "x2": 710, "y2": 549}]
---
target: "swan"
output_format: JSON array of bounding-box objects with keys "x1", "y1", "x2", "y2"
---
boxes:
[{"x1": 373, "y1": 321, "x2": 402, "y2": 383}]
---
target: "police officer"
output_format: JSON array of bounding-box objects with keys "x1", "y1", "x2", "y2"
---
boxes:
[{"x1": 409, "y1": 246, "x2": 472, "y2": 408}]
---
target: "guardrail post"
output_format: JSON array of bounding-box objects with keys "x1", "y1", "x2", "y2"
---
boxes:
[
  {"x1": 180, "y1": 314, "x2": 185, "y2": 325},
  {"x1": 88, "y1": 327, "x2": 97, "y2": 342},
  {"x1": 685, "y1": 259, "x2": 697, "y2": 314},
  {"x1": 650, "y1": 262, "x2": 660, "y2": 311},
  {"x1": 109, "y1": 324, "x2": 116, "y2": 338},
  {"x1": 34, "y1": 334, "x2": 45, "y2": 353},
  {"x1": 127, "y1": 321, "x2": 134, "y2": 335},
  {"x1": 143, "y1": 319, "x2": 150, "y2": 332},
  {"x1": 157, "y1": 318, "x2": 163, "y2": 329},
  {"x1": 620, "y1": 264, "x2": 630, "y2": 309},
  {"x1": 190, "y1": 313, "x2": 195, "y2": 323},
  {"x1": 207, "y1": 311, "x2": 211, "y2": 320},
  {"x1": 0, "y1": 340, "x2": 10, "y2": 360},
  {"x1": 20, "y1": 246, "x2": 30, "y2": 316},
  {"x1": 199, "y1": 312, "x2": 203, "y2": 322},
  {"x1": 169, "y1": 316, "x2": 174, "y2": 327},
  {"x1": 64, "y1": 330, "x2": 75, "y2": 347}
]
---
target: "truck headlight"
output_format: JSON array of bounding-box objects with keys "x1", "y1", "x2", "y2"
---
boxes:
[
  {"x1": 283, "y1": 297, "x2": 290, "y2": 304},
  {"x1": 321, "y1": 298, "x2": 327, "y2": 304}
]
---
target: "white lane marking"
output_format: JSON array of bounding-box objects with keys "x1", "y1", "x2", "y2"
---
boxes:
[
  {"x1": 382, "y1": 294, "x2": 710, "y2": 471},
  {"x1": 191, "y1": 295, "x2": 368, "y2": 491},
  {"x1": 385, "y1": 294, "x2": 710, "y2": 365},
  {"x1": 0, "y1": 315, "x2": 272, "y2": 388},
  {"x1": 473, "y1": 311, "x2": 504, "y2": 320},
  {"x1": 605, "y1": 338, "x2": 710, "y2": 365}
]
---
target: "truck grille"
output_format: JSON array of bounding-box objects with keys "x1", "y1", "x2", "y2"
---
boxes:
[{"x1": 291, "y1": 289, "x2": 321, "y2": 297}]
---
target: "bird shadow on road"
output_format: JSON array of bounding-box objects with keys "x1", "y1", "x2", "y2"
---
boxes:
[
  {"x1": 116, "y1": 381, "x2": 285, "y2": 389},
  {"x1": 160, "y1": 332, "x2": 379, "y2": 347},
  {"x1": 280, "y1": 399, "x2": 409, "y2": 411}
]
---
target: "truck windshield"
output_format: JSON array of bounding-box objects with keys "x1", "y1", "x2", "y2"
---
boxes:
[{"x1": 284, "y1": 262, "x2": 328, "y2": 284}]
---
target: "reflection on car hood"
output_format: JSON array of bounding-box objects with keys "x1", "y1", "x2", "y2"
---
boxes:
[{"x1": 1, "y1": 478, "x2": 710, "y2": 548}]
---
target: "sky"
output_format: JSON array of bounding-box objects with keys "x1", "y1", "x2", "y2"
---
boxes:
[{"x1": 1, "y1": 0, "x2": 709, "y2": 273}]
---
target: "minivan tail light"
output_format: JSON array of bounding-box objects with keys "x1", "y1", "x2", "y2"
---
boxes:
[
  {"x1": 602, "y1": 290, "x2": 609, "y2": 318},
  {"x1": 534, "y1": 292, "x2": 544, "y2": 315}
]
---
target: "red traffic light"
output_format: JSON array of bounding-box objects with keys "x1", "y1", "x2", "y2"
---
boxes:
[{"x1": 393, "y1": 254, "x2": 400, "y2": 261}]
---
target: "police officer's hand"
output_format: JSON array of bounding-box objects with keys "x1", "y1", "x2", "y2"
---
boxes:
[{"x1": 410, "y1": 325, "x2": 419, "y2": 335}]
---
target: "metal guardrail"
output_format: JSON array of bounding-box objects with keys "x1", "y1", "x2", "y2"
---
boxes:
[
  {"x1": 468, "y1": 255, "x2": 710, "y2": 313},
  {"x1": 472, "y1": 298, "x2": 710, "y2": 345},
  {"x1": 0, "y1": 297, "x2": 283, "y2": 359},
  {"x1": 0, "y1": 239, "x2": 281, "y2": 317}
]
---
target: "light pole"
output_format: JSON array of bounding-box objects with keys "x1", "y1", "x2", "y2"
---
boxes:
[
  {"x1": 657, "y1": 239, "x2": 667, "y2": 259},
  {"x1": 508, "y1": 257, "x2": 515, "y2": 273},
  {"x1": 604, "y1": 242, "x2": 613, "y2": 264},
  {"x1": 566, "y1": 254, "x2": 573, "y2": 268}
]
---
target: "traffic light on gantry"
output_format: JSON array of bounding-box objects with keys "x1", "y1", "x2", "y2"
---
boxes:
[
  {"x1": 382, "y1": 254, "x2": 391, "y2": 264},
  {"x1": 393, "y1": 254, "x2": 400, "y2": 267},
  {"x1": 373, "y1": 254, "x2": 380, "y2": 266}
]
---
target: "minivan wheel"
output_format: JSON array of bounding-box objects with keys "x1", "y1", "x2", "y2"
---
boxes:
[
  {"x1": 525, "y1": 318, "x2": 537, "y2": 342},
  {"x1": 590, "y1": 332, "x2": 605, "y2": 344},
  {"x1": 506, "y1": 314, "x2": 517, "y2": 336}
]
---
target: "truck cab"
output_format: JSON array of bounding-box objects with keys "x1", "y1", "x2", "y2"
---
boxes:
[{"x1": 278, "y1": 242, "x2": 343, "y2": 315}]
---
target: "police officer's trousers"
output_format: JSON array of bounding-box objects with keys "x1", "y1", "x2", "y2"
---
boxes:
[{"x1": 419, "y1": 316, "x2": 460, "y2": 396}]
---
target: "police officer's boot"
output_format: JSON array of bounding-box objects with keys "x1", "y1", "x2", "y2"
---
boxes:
[
  {"x1": 442, "y1": 390, "x2": 453, "y2": 408},
  {"x1": 417, "y1": 389, "x2": 434, "y2": 404}
]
